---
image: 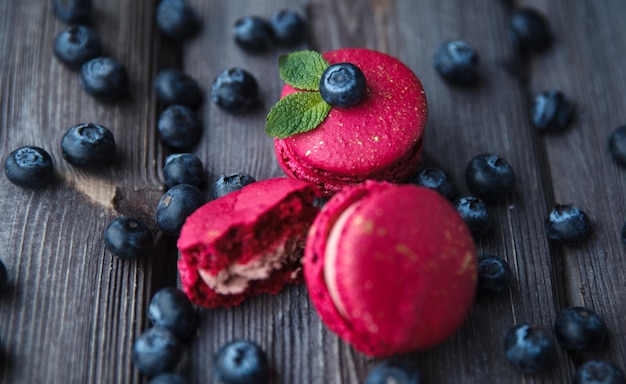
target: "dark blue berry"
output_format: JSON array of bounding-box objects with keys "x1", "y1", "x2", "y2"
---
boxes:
[
  {"x1": 545, "y1": 204, "x2": 592, "y2": 245},
  {"x1": 211, "y1": 173, "x2": 257, "y2": 200},
  {"x1": 0, "y1": 259, "x2": 8, "y2": 292},
  {"x1": 157, "y1": 105, "x2": 203, "y2": 151},
  {"x1": 154, "y1": 69, "x2": 203, "y2": 109},
  {"x1": 132, "y1": 327, "x2": 183, "y2": 377},
  {"x1": 53, "y1": 25, "x2": 102, "y2": 70},
  {"x1": 214, "y1": 340, "x2": 270, "y2": 384},
  {"x1": 433, "y1": 40, "x2": 480, "y2": 84},
  {"x1": 148, "y1": 287, "x2": 196, "y2": 341},
  {"x1": 410, "y1": 168, "x2": 456, "y2": 201},
  {"x1": 103, "y1": 216, "x2": 153, "y2": 261},
  {"x1": 80, "y1": 57, "x2": 129, "y2": 100},
  {"x1": 453, "y1": 196, "x2": 492, "y2": 236},
  {"x1": 574, "y1": 360, "x2": 626, "y2": 384},
  {"x1": 4, "y1": 146, "x2": 54, "y2": 188},
  {"x1": 608, "y1": 125, "x2": 626, "y2": 166},
  {"x1": 477, "y1": 254, "x2": 512, "y2": 295},
  {"x1": 269, "y1": 10, "x2": 307, "y2": 46},
  {"x1": 156, "y1": 184, "x2": 204, "y2": 236},
  {"x1": 531, "y1": 90, "x2": 574, "y2": 132},
  {"x1": 465, "y1": 153, "x2": 516, "y2": 201},
  {"x1": 503, "y1": 324, "x2": 556, "y2": 374},
  {"x1": 149, "y1": 373, "x2": 188, "y2": 384},
  {"x1": 509, "y1": 8, "x2": 552, "y2": 53},
  {"x1": 211, "y1": 68, "x2": 259, "y2": 112},
  {"x1": 233, "y1": 16, "x2": 273, "y2": 52},
  {"x1": 52, "y1": 0, "x2": 91, "y2": 24},
  {"x1": 163, "y1": 153, "x2": 205, "y2": 189},
  {"x1": 60, "y1": 123, "x2": 115, "y2": 167},
  {"x1": 553, "y1": 307, "x2": 607, "y2": 352},
  {"x1": 365, "y1": 361, "x2": 421, "y2": 384},
  {"x1": 621, "y1": 221, "x2": 626, "y2": 246},
  {"x1": 319, "y1": 63, "x2": 367, "y2": 108},
  {"x1": 156, "y1": 0, "x2": 200, "y2": 40}
]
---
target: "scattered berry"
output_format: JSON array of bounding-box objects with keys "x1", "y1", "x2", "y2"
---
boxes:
[
  {"x1": 574, "y1": 360, "x2": 626, "y2": 384},
  {"x1": 530, "y1": 90, "x2": 574, "y2": 132},
  {"x1": 364, "y1": 361, "x2": 421, "y2": 384},
  {"x1": 156, "y1": 0, "x2": 200, "y2": 40},
  {"x1": 465, "y1": 153, "x2": 515, "y2": 201},
  {"x1": 319, "y1": 62, "x2": 367, "y2": 108},
  {"x1": 409, "y1": 168, "x2": 456, "y2": 201},
  {"x1": 453, "y1": 196, "x2": 492, "y2": 236},
  {"x1": 477, "y1": 254, "x2": 512, "y2": 295},
  {"x1": 545, "y1": 204, "x2": 592, "y2": 245},
  {"x1": 80, "y1": 57, "x2": 129, "y2": 100},
  {"x1": 52, "y1": 0, "x2": 91, "y2": 24},
  {"x1": 149, "y1": 373, "x2": 188, "y2": 384},
  {"x1": 553, "y1": 306, "x2": 607, "y2": 352},
  {"x1": 4, "y1": 146, "x2": 54, "y2": 188},
  {"x1": 621, "y1": 221, "x2": 626, "y2": 246},
  {"x1": 211, "y1": 68, "x2": 259, "y2": 112},
  {"x1": 60, "y1": 123, "x2": 116, "y2": 167},
  {"x1": 509, "y1": 8, "x2": 552, "y2": 53},
  {"x1": 156, "y1": 184, "x2": 204, "y2": 236},
  {"x1": 154, "y1": 69, "x2": 203, "y2": 109},
  {"x1": 103, "y1": 216, "x2": 153, "y2": 261},
  {"x1": 269, "y1": 10, "x2": 307, "y2": 46},
  {"x1": 214, "y1": 340, "x2": 270, "y2": 384},
  {"x1": 433, "y1": 40, "x2": 480, "y2": 84},
  {"x1": 0, "y1": 259, "x2": 8, "y2": 292},
  {"x1": 233, "y1": 15, "x2": 273, "y2": 52},
  {"x1": 503, "y1": 324, "x2": 556, "y2": 374},
  {"x1": 211, "y1": 173, "x2": 257, "y2": 200},
  {"x1": 163, "y1": 153, "x2": 205, "y2": 189},
  {"x1": 53, "y1": 25, "x2": 102, "y2": 70},
  {"x1": 157, "y1": 105, "x2": 203, "y2": 151},
  {"x1": 148, "y1": 287, "x2": 196, "y2": 340},
  {"x1": 608, "y1": 125, "x2": 626, "y2": 167},
  {"x1": 132, "y1": 327, "x2": 183, "y2": 377}
]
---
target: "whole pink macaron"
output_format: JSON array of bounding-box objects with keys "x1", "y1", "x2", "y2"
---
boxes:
[
  {"x1": 304, "y1": 180, "x2": 477, "y2": 357},
  {"x1": 274, "y1": 48, "x2": 428, "y2": 195}
]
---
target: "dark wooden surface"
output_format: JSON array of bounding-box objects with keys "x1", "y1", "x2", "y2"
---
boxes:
[{"x1": 1, "y1": 0, "x2": 626, "y2": 383}]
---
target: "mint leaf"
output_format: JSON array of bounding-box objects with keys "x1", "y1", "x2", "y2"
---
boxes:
[
  {"x1": 265, "y1": 92, "x2": 331, "y2": 139},
  {"x1": 279, "y1": 50, "x2": 329, "y2": 91}
]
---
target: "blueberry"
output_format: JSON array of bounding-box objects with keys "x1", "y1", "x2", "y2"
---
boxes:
[
  {"x1": 132, "y1": 327, "x2": 183, "y2": 377},
  {"x1": 453, "y1": 196, "x2": 492, "y2": 236},
  {"x1": 269, "y1": 10, "x2": 307, "y2": 46},
  {"x1": 211, "y1": 68, "x2": 259, "y2": 112},
  {"x1": 553, "y1": 306, "x2": 607, "y2": 352},
  {"x1": 213, "y1": 340, "x2": 270, "y2": 384},
  {"x1": 80, "y1": 57, "x2": 129, "y2": 100},
  {"x1": 157, "y1": 105, "x2": 203, "y2": 151},
  {"x1": 530, "y1": 90, "x2": 574, "y2": 132},
  {"x1": 154, "y1": 69, "x2": 203, "y2": 109},
  {"x1": 53, "y1": 25, "x2": 102, "y2": 70},
  {"x1": 509, "y1": 8, "x2": 552, "y2": 53},
  {"x1": 163, "y1": 153, "x2": 205, "y2": 189},
  {"x1": 103, "y1": 216, "x2": 153, "y2": 261},
  {"x1": 574, "y1": 360, "x2": 626, "y2": 384},
  {"x1": 52, "y1": 0, "x2": 91, "y2": 24},
  {"x1": 319, "y1": 63, "x2": 367, "y2": 108},
  {"x1": 465, "y1": 153, "x2": 516, "y2": 201},
  {"x1": 149, "y1": 373, "x2": 188, "y2": 384},
  {"x1": 477, "y1": 254, "x2": 513, "y2": 295},
  {"x1": 4, "y1": 146, "x2": 54, "y2": 188},
  {"x1": 60, "y1": 123, "x2": 116, "y2": 167},
  {"x1": 148, "y1": 287, "x2": 196, "y2": 340},
  {"x1": 156, "y1": 0, "x2": 200, "y2": 40},
  {"x1": 608, "y1": 125, "x2": 626, "y2": 166},
  {"x1": 0, "y1": 259, "x2": 8, "y2": 292},
  {"x1": 156, "y1": 184, "x2": 204, "y2": 236},
  {"x1": 503, "y1": 324, "x2": 556, "y2": 373},
  {"x1": 364, "y1": 361, "x2": 421, "y2": 384},
  {"x1": 622, "y1": 221, "x2": 626, "y2": 246},
  {"x1": 233, "y1": 16, "x2": 273, "y2": 52},
  {"x1": 433, "y1": 40, "x2": 480, "y2": 84},
  {"x1": 409, "y1": 168, "x2": 456, "y2": 201},
  {"x1": 211, "y1": 173, "x2": 257, "y2": 200},
  {"x1": 545, "y1": 204, "x2": 592, "y2": 245}
]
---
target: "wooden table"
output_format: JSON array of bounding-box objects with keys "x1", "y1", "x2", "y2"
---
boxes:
[{"x1": 1, "y1": 0, "x2": 625, "y2": 382}]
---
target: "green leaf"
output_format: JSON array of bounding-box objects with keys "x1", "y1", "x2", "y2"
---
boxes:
[
  {"x1": 265, "y1": 92, "x2": 332, "y2": 139},
  {"x1": 279, "y1": 50, "x2": 329, "y2": 91}
]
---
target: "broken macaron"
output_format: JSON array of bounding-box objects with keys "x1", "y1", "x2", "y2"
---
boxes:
[{"x1": 304, "y1": 180, "x2": 477, "y2": 356}]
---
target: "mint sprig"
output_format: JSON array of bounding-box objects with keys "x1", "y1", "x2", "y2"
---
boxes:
[{"x1": 279, "y1": 50, "x2": 329, "y2": 91}]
